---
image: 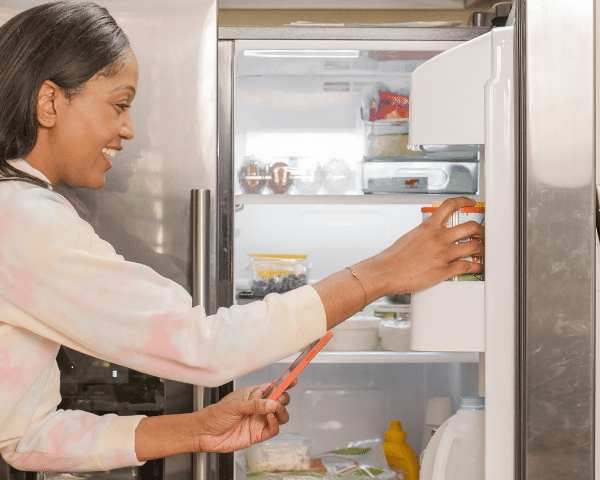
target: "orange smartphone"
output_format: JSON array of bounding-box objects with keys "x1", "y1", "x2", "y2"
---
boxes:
[{"x1": 262, "y1": 331, "x2": 333, "y2": 401}]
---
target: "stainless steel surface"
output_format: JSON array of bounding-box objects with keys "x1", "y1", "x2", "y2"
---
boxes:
[
  {"x1": 514, "y1": 2, "x2": 525, "y2": 478},
  {"x1": 519, "y1": 0, "x2": 595, "y2": 478},
  {"x1": 470, "y1": 2, "x2": 513, "y2": 27},
  {"x1": 191, "y1": 189, "x2": 211, "y2": 480},
  {"x1": 218, "y1": 25, "x2": 490, "y2": 41},
  {"x1": 217, "y1": 41, "x2": 235, "y2": 311}
]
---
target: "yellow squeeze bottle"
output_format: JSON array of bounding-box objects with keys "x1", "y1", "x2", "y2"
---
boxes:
[{"x1": 383, "y1": 421, "x2": 420, "y2": 480}]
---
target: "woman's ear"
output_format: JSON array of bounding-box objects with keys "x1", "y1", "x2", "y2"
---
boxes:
[{"x1": 37, "y1": 81, "x2": 58, "y2": 128}]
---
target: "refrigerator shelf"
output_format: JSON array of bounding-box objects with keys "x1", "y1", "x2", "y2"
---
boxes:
[
  {"x1": 276, "y1": 351, "x2": 478, "y2": 364},
  {"x1": 235, "y1": 193, "x2": 482, "y2": 205}
]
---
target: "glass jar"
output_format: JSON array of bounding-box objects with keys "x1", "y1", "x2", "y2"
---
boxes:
[{"x1": 238, "y1": 156, "x2": 267, "y2": 194}]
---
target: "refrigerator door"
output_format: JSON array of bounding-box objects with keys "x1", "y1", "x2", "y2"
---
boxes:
[
  {"x1": 0, "y1": 1, "x2": 218, "y2": 480},
  {"x1": 518, "y1": 0, "x2": 595, "y2": 479}
]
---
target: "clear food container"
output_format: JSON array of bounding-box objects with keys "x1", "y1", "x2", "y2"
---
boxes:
[
  {"x1": 363, "y1": 119, "x2": 421, "y2": 160},
  {"x1": 379, "y1": 318, "x2": 411, "y2": 352},
  {"x1": 245, "y1": 433, "x2": 312, "y2": 472},
  {"x1": 248, "y1": 254, "x2": 309, "y2": 296}
]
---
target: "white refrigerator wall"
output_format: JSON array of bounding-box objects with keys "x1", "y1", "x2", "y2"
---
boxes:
[{"x1": 234, "y1": 203, "x2": 422, "y2": 289}]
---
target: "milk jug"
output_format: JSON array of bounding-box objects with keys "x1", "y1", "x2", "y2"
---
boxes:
[{"x1": 419, "y1": 396, "x2": 484, "y2": 480}]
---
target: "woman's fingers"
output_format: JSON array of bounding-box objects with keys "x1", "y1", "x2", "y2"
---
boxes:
[
  {"x1": 449, "y1": 238, "x2": 485, "y2": 262},
  {"x1": 447, "y1": 258, "x2": 484, "y2": 278},
  {"x1": 263, "y1": 413, "x2": 281, "y2": 441},
  {"x1": 273, "y1": 400, "x2": 290, "y2": 424},
  {"x1": 445, "y1": 220, "x2": 485, "y2": 244},
  {"x1": 425, "y1": 197, "x2": 477, "y2": 228}
]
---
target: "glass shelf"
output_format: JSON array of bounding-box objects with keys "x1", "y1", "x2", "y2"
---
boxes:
[
  {"x1": 276, "y1": 351, "x2": 479, "y2": 364},
  {"x1": 235, "y1": 193, "x2": 481, "y2": 205}
]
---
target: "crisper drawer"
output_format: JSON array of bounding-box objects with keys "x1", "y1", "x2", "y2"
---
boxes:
[{"x1": 361, "y1": 160, "x2": 478, "y2": 194}]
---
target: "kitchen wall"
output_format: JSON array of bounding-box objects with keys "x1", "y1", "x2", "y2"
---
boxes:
[{"x1": 219, "y1": 0, "x2": 499, "y2": 27}]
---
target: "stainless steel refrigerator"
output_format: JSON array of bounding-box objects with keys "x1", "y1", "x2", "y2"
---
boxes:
[{"x1": 0, "y1": 1, "x2": 597, "y2": 480}]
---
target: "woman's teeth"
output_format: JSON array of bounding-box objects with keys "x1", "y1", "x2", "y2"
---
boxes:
[{"x1": 102, "y1": 148, "x2": 116, "y2": 157}]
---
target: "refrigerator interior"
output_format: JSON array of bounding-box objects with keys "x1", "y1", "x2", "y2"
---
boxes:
[{"x1": 230, "y1": 40, "x2": 482, "y2": 477}]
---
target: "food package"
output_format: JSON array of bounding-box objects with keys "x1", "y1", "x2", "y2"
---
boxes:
[
  {"x1": 364, "y1": 83, "x2": 410, "y2": 122},
  {"x1": 362, "y1": 83, "x2": 421, "y2": 159},
  {"x1": 244, "y1": 439, "x2": 401, "y2": 479},
  {"x1": 248, "y1": 254, "x2": 309, "y2": 296},
  {"x1": 245, "y1": 434, "x2": 312, "y2": 473}
]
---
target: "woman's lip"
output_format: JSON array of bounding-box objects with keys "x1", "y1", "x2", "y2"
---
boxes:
[{"x1": 102, "y1": 151, "x2": 112, "y2": 169}]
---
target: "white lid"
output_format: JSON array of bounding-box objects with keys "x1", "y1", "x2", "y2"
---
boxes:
[
  {"x1": 380, "y1": 319, "x2": 411, "y2": 330},
  {"x1": 257, "y1": 433, "x2": 312, "y2": 445},
  {"x1": 334, "y1": 316, "x2": 381, "y2": 330}
]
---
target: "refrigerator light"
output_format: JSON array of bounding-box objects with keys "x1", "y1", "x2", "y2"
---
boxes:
[{"x1": 243, "y1": 49, "x2": 360, "y2": 58}]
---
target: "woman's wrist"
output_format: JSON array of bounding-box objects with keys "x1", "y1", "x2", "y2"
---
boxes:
[
  {"x1": 349, "y1": 256, "x2": 392, "y2": 304},
  {"x1": 135, "y1": 413, "x2": 199, "y2": 461}
]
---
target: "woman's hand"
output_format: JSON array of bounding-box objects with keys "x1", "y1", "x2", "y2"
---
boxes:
[
  {"x1": 135, "y1": 381, "x2": 295, "y2": 461},
  {"x1": 369, "y1": 196, "x2": 484, "y2": 295},
  {"x1": 313, "y1": 197, "x2": 484, "y2": 329},
  {"x1": 190, "y1": 382, "x2": 294, "y2": 453}
]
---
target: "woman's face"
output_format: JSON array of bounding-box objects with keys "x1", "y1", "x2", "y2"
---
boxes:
[{"x1": 28, "y1": 50, "x2": 139, "y2": 189}]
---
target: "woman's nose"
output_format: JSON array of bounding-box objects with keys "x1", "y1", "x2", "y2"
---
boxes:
[{"x1": 120, "y1": 112, "x2": 135, "y2": 140}]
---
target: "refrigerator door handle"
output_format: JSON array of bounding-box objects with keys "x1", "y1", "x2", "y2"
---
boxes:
[
  {"x1": 595, "y1": 185, "x2": 600, "y2": 240},
  {"x1": 191, "y1": 188, "x2": 211, "y2": 480}
]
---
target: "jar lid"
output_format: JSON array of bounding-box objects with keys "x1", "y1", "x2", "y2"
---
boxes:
[
  {"x1": 259, "y1": 433, "x2": 312, "y2": 445},
  {"x1": 334, "y1": 316, "x2": 381, "y2": 330},
  {"x1": 459, "y1": 396, "x2": 485, "y2": 411},
  {"x1": 422, "y1": 205, "x2": 485, "y2": 213}
]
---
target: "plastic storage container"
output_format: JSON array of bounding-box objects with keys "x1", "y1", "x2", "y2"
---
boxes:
[
  {"x1": 245, "y1": 433, "x2": 312, "y2": 472},
  {"x1": 379, "y1": 318, "x2": 411, "y2": 352},
  {"x1": 248, "y1": 254, "x2": 308, "y2": 296},
  {"x1": 324, "y1": 316, "x2": 381, "y2": 351},
  {"x1": 422, "y1": 397, "x2": 453, "y2": 451},
  {"x1": 420, "y1": 396, "x2": 485, "y2": 480}
]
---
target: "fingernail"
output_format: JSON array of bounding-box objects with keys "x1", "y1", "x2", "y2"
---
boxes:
[{"x1": 265, "y1": 400, "x2": 277, "y2": 410}]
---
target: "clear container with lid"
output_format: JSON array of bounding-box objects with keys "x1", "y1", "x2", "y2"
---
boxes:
[
  {"x1": 248, "y1": 254, "x2": 309, "y2": 296},
  {"x1": 245, "y1": 433, "x2": 313, "y2": 472},
  {"x1": 379, "y1": 318, "x2": 411, "y2": 352}
]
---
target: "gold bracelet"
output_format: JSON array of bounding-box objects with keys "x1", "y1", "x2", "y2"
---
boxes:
[{"x1": 346, "y1": 266, "x2": 368, "y2": 310}]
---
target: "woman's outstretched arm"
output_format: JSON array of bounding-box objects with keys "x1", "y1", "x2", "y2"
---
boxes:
[{"x1": 313, "y1": 197, "x2": 484, "y2": 330}]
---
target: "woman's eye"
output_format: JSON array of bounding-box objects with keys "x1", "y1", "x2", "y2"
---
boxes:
[{"x1": 116, "y1": 103, "x2": 132, "y2": 112}]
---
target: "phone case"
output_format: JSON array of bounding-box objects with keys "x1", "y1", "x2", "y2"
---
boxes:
[{"x1": 262, "y1": 331, "x2": 333, "y2": 401}]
